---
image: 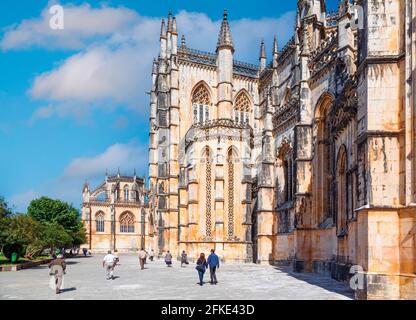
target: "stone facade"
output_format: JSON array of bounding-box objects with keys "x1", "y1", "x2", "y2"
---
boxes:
[
  {"x1": 147, "y1": 0, "x2": 416, "y2": 299},
  {"x1": 81, "y1": 173, "x2": 152, "y2": 253}
]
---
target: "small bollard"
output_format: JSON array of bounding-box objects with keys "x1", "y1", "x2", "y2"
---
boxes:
[{"x1": 11, "y1": 252, "x2": 17, "y2": 264}]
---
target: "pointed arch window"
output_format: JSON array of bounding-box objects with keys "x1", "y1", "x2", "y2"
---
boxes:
[
  {"x1": 192, "y1": 84, "x2": 211, "y2": 124},
  {"x1": 313, "y1": 94, "x2": 334, "y2": 226},
  {"x1": 120, "y1": 212, "x2": 135, "y2": 233},
  {"x1": 234, "y1": 92, "x2": 251, "y2": 125},
  {"x1": 96, "y1": 211, "x2": 105, "y2": 233},
  {"x1": 336, "y1": 147, "x2": 348, "y2": 236},
  {"x1": 124, "y1": 185, "x2": 129, "y2": 201}
]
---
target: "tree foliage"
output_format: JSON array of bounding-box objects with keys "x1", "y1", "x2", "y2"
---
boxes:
[
  {"x1": 28, "y1": 197, "x2": 82, "y2": 232},
  {"x1": 0, "y1": 197, "x2": 12, "y2": 249},
  {"x1": 41, "y1": 222, "x2": 73, "y2": 252},
  {"x1": 0, "y1": 196, "x2": 87, "y2": 261},
  {"x1": 27, "y1": 196, "x2": 87, "y2": 249},
  {"x1": 0, "y1": 196, "x2": 13, "y2": 219}
]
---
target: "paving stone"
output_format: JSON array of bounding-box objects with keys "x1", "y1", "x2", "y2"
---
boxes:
[{"x1": 0, "y1": 254, "x2": 354, "y2": 300}]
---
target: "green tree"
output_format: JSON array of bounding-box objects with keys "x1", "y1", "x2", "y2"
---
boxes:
[
  {"x1": 4, "y1": 215, "x2": 44, "y2": 260},
  {"x1": 69, "y1": 228, "x2": 87, "y2": 247},
  {"x1": 28, "y1": 197, "x2": 87, "y2": 248},
  {"x1": 0, "y1": 196, "x2": 13, "y2": 250},
  {"x1": 41, "y1": 223, "x2": 72, "y2": 254},
  {"x1": 6, "y1": 215, "x2": 43, "y2": 246},
  {"x1": 28, "y1": 197, "x2": 81, "y2": 232},
  {"x1": 0, "y1": 196, "x2": 13, "y2": 219}
]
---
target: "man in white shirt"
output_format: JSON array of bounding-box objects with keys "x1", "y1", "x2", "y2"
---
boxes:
[{"x1": 103, "y1": 250, "x2": 116, "y2": 280}]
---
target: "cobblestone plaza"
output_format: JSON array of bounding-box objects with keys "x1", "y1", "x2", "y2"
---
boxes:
[{"x1": 0, "y1": 255, "x2": 353, "y2": 300}]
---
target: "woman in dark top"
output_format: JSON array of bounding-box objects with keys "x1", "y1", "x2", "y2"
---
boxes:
[{"x1": 195, "y1": 253, "x2": 208, "y2": 286}]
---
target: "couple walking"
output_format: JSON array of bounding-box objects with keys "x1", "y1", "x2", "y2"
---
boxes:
[{"x1": 196, "y1": 249, "x2": 219, "y2": 286}]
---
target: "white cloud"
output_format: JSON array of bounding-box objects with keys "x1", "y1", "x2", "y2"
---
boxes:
[
  {"x1": 8, "y1": 140, "x2": 148, "y2": 212},
  {"x1": 63, "y1": 140, "x2": 147, "y2": 179},
  {"x1": 9, "y1": 5, "x2": 295, "y2": 120},
  {"x1": 1, "y1": 2, "x2": 139, "y2": 50},
  {"x1": 29, "y1": 43, "x2": 157, "y2": 110}
]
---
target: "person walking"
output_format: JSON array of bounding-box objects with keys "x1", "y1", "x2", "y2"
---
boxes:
[
  {"x1": 165, "y1": 251, "x2": 173, "y2": 267},
  {"x1": 103, "y1": 250, "x2": 117, "y2": 280},
  {"x1": 181, "y1": 250, "x2": 188, "y2": 267},
  {"x1": 207, "y1": 249, "x2": 220, "y2": 285},
  {"x1": 149, "y1": 249, "x2": 154, "y2": 262},
  {"x1": 138, "y1": 248, "x2": 147, "y2": 270},
  {"x1": 195, "y1": 253, "x2": 208, "y2": 286},
  {"x1": 82, "y1": 248, "x2": 88, "y2": 257},
  {"x1": 48, "y1": 254, "x2": 66, "y2": 294}
]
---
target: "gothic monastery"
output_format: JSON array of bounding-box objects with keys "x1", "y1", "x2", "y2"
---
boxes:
[{"x1": 83, "y1": 0, "x2": 416, "y2": 299}]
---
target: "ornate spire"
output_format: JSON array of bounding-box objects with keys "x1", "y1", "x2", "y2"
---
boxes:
[
  {"x1": 160, "y1": 19, "x2": 166, "y2": 39},
  {"x1": 259, "y1": 39, "x2": 266, "y2": 60},
  {"x1": 216, "y1": 9, "x2": 234, "y2": 52},
  {"x1": 172, "y1": 17, "x2": 177, "y2": 35},
  {"x1": 83, "y1": 180, "x2": 89, "y2": 192},
  {"x1": 180, "y1": 34, "x2": 186, "y2": 49},
  {"x1": 167, "y1": 10, "x2": 173, "y2": 32},
  {"x1": 273, "y1": 35, "x2": 278, "y2": 56}
]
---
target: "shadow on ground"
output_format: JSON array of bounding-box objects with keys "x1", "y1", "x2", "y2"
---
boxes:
[{"x1": 273, "y1": 266, "x2": 355, "y2": 299}]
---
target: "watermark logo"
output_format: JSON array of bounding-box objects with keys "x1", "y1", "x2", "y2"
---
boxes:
[
  {"x1": 349, "y1": 5, "x2": 364, "y2": 30},
  {"x1": 349, "y1": 265, "x2": 364, "y2": 290},
  {"x1": 49, "y1": 5, "x2": 64, "y2": 30}
]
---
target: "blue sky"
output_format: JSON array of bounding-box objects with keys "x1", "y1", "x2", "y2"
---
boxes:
[{"x1": 0, "y1": 0, "x2": 338, "y2": 212}]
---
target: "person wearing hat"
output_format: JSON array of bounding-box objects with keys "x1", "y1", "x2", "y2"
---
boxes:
[{"x1": 48, "y1": 254, "x2": 66, "y2": 294}]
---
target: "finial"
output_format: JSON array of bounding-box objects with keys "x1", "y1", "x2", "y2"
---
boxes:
[
  {"x1": 172, "y1": 17, "x2": 177, "y2": 34},
  {"x1": 273, "y1": 35, "x2": 278, "y2": 55},
  {"x1": 181, "y1": 34, "x2": 186, "y2": 49},
  {"x1": 216, "y1": 9, "x2": 234, "y2": 52},
  {"x1": 167, "y1": 10, "x2": 173, "y2": 32},
  {"x1": 260, "y1": 39, "x2": 266, "y2": 59},
  {"x1": 160, "y1": 19, "x2": 166, "y2": 39}
]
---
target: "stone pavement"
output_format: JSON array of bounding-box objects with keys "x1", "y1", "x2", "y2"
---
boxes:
[{"x1": 0, "y1": 254, "x2": 354, "y2": 300}]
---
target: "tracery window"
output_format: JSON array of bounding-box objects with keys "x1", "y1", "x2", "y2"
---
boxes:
[
  {"x1": 120, "y1": 212, "x2": 135, "y2": 233},
  {"x1": 96, "y1": 211, "x2": 105, "y2": 233},
  {"x1": 234, "y1": 92, "x2": 251, "y2": 125},
  {"x1": 192, "y1": 84, "x2": 211, "y2": 124}
]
